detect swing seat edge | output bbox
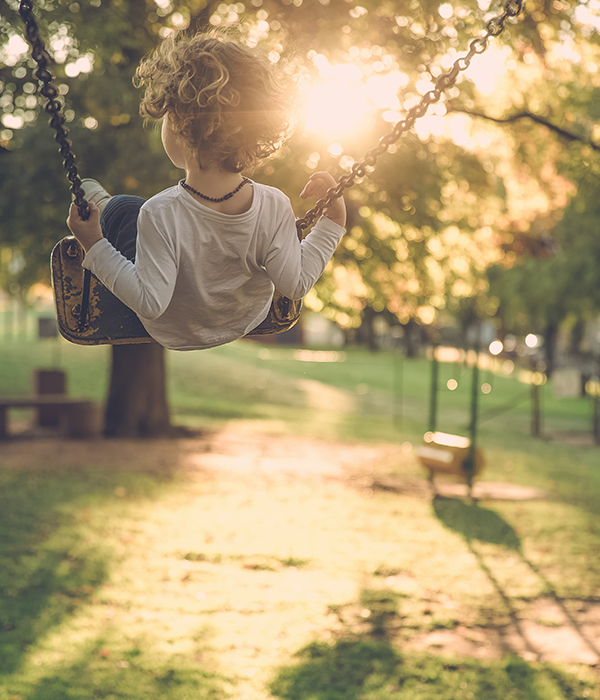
[51,237,153,345]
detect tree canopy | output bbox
[1,0,600,346]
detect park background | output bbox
[2,0,600,698]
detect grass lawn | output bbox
[0,337,599,699]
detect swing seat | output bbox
[51,237,302,346]
[415,431,484,479]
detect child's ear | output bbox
[222,153,243,173]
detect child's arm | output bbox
[67,203,177,320]
[263,176,346,300]
[300,171,346,228]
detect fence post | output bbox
[531,383,540,437]
[393,346,404,429]
[593,392,599,446]
[428,344,439,433]
[593,364,600,446]
[531,371,542,438]
[463,345,479,496]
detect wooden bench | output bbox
[0,395,102,439]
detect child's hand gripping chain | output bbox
[300,172,346,229]
[67,202,103,253]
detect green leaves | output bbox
[1,0,599,343]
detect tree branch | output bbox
[447,102,600,151]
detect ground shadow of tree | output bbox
[0,463,175,678]
[269,638,596,700]
[3,631,229,700]
[268,497,597,699]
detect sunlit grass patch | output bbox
[1,338,600,699]
[0,462,233,700]
[2,438,600,699]
[2,338,598,463]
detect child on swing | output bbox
[67,31,346,351]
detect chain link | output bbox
[296,0,524,231]
[18,0,90,220]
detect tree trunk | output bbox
[361,306,378,352]
[104,343,172,438]
[569,319,586,357]
[402,319,418,357]
[543,322,558,378]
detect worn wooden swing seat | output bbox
[51,237,302,345]
[416,431,484,479]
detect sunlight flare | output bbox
[303,57,409,140]
[301,48,511,150]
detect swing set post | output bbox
[531,382,542,437]
[593,391,599,446]
[428,344,439,434]
[529,357,544,438]
[593,360,600,446]
[463,345,480,499]
[392,328,404,429]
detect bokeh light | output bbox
[489,340,504,356]
[525,333,539,348]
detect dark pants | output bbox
[100,195,145,262]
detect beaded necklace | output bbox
[180,177,252,203]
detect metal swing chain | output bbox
[18,0,522,229]
[295,0,524,232]
[18,0,90,221]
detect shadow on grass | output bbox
[431,496,545,659]
[269,638,597,700]
[0,463,176,678]
[431,496,521,550]
[3,632,229,700]
[432,496,600,665]
[269,498,600,699]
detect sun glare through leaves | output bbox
[300,44,514,157]
[302,57,410,143]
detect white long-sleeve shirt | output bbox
[82,181,345,350]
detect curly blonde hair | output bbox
[134,31,294,173]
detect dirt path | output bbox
[3,429,599,698]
